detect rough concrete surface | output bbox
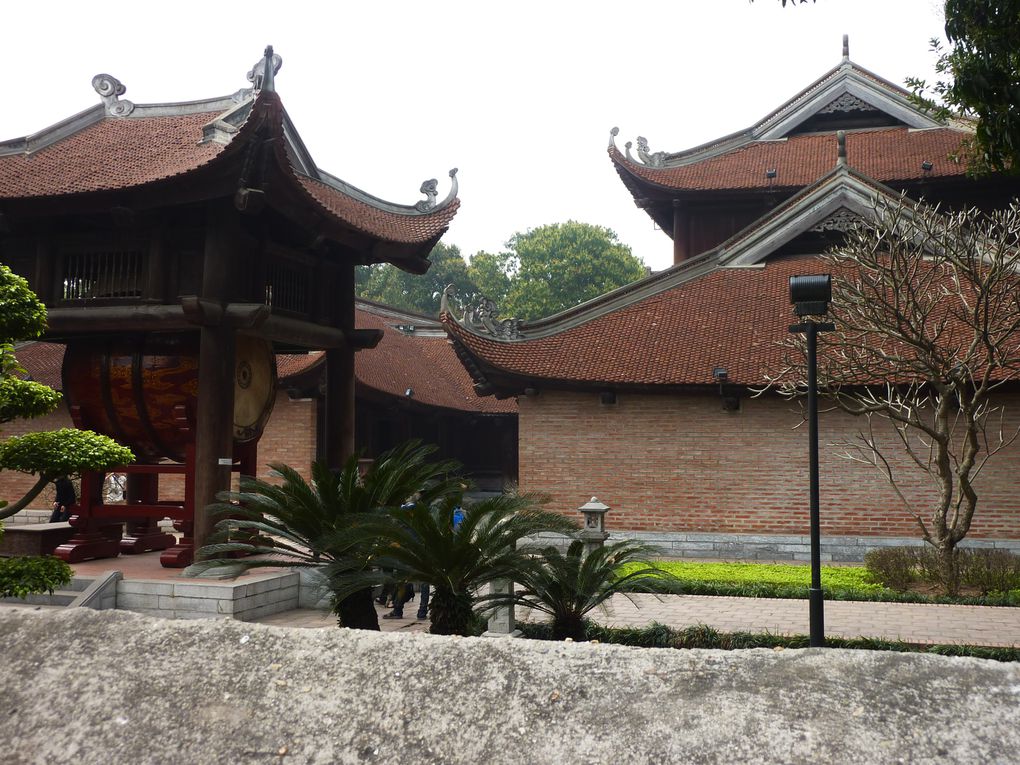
[2,610,1018,765]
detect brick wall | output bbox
[518,390,1020,541]
[0,393,317,510]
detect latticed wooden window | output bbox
[62,250,143,300]
[264,261,308,314]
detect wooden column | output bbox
[672,200,690,265]
[323,263,356,469]
[192,206,241,553]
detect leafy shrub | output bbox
[863,547,918,591]
[916,546,961,594]
[0,428,134,475]
[0,556,73,599]
[960,549,1020,595]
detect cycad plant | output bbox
[191,441,463,630]
[510,539,676,641]
[332,493,578,636]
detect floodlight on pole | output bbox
[789,274,835,648]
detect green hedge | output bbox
[518,621,1020,663]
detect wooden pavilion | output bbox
[0,47,460,562]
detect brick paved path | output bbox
[255,593,1020,648]
[590,593,1020,647]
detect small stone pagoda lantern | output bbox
[578,497,610,553]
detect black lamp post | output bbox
[789,274,834,648]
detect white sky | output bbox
[4,0,947,272]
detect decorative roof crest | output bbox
[416,168,458,212]
[609,126,620,149]
[247,46,282,92]
[92,74,134,117]
[836,130,847,166]
[842,34,850,63]
[444,286,522,340]
[635,136,666,168]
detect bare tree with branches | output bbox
[770,200,1020,593]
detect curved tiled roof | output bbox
[611,127,968,194]
[445,256,833,388]
[0,73,460,253]
[298,176,460,245]
[352,309,512,413]
[0,111,227,199]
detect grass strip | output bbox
[622,561,1020,607]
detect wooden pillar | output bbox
[193,323,236,551]
[672,200,690,265]
[323,263,357,469]
[192,205,241,552]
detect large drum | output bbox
[62,332,277,463]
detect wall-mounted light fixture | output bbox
[765,168,777,180]
[921,160,933,172]
[404,387,414,398]
[712,367,740,411]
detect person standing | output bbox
[49,476,76,522]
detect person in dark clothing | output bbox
[49,476,76,522]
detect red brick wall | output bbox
[518,391,1020,540]
[0,393,317,510]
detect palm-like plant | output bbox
[330,493,578,636]
[509,539,676,641]
[190,440,463,630]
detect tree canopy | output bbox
[908,0,1020,174]
[356,222,646,321]
[494,221,646,321]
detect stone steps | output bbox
[0,576,94,607]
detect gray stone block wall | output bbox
[529,530,1020,562]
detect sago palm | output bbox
[510,539,675,641]
[190,440,463,630]
[328,492,578,636]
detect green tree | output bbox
[907,1,1020,174]
[357,242,476,316]
[0,265,133,520]
[0,264,133,599]
[466,250,511,309]
[497,221,646,321]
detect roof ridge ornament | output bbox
[636,136,666,168]
[842,34,849,63]
[416,168,459,212]
[836,130,847,166]
[92,74,134,117]
[609,126,620,150]
[247,46,282,93]
[458,292,522,340]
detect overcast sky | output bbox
[4,1,947,272]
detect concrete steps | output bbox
[1,576,94,607]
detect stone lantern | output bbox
[578,497,610,553]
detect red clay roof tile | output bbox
[612,127,968,193]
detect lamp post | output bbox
[788,274,834,648]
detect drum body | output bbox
[62,333,277,463]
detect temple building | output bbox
[443,37,1020,560]
[0,48,472,562]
